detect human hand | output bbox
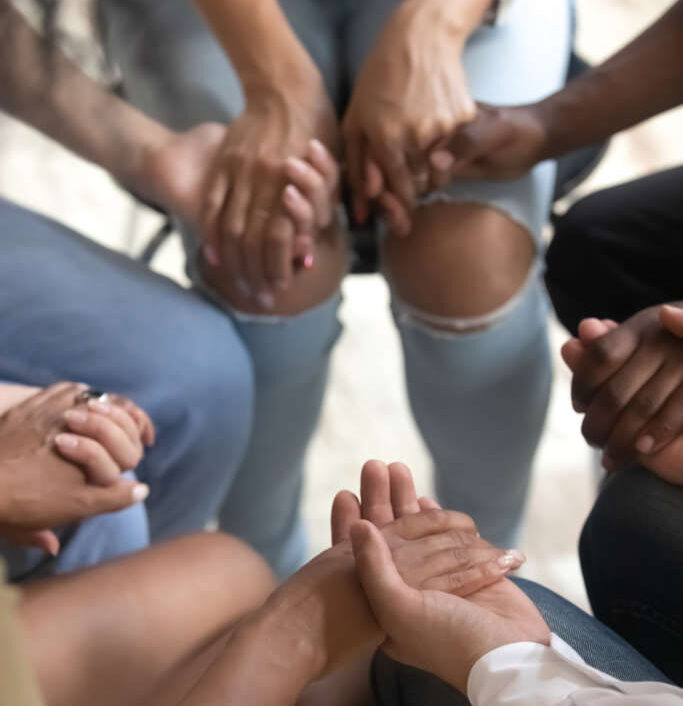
[343,0,477,235]
[351,520,549,694]
[427,102,549,184]
[561,305,683,483]
[259,460,524,679]
[193,82,338,308]
[0,383,152,554]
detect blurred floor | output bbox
[1,0,682,610]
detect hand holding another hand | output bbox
[562,304,683,484]
[0,383,154,555]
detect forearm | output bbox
[192,0,321,97]
[0,2,171,197]
[535,0,683,158]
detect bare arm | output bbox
[192,0,322,97]
[437,0,683,181]
[536,0,683,158]
[0,1,171,202]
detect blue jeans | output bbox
[98,0,571,575]
[371,578,672,705]
[0,198,253,581]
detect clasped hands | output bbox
[0,382,154,556]
[562,304,683,484]
[233,460,548,699]
[141,0,483,311]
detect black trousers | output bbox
[545,166,683,335]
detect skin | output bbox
[0,382,152,555]
[562,306,683,485]
[13,460,523,706]
[351,519,549,695]
[0,1,322,309]
[427,0,683,182]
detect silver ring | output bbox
[77,388,109,403]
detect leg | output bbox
[371,576,672,706]
[580,466,683,685]
[19,533,276,706]
[346,0,571,547]
[0,198,253,578]
[97,0,350,576]
[0,563,43,706]
[546,166,683,335]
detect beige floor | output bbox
[1,0,682,611]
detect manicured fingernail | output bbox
[87,399,112,414]
[498,549,526,569]
[430,150,454,171]
[286,157,308,176]
[235,278,251,297]
[65,409,88,424]
[309,138,326,159]
[55,433,79,449]
[258,291,275,310]
[203,243,219,266]
[284,184,302,203]
[636,435,655,454]
[303,253,314,269]
[132,484,150,503]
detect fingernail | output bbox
[636,435,655,454]
[55,433,79,449]
[235,279,251,297]
[430,150,454,171]
[203,243,219,267]
[303,253,314,270]
[309,138,326,158]
[257,291,275,310]
[498,549,526,569]
[65,409,88,424]
[284,184,301,203]
[132,484,150,503]
[286,157,308,175]
[87,399,112,414]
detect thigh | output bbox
[0,197,242,397]
[19,533,275,706]
[547,167,683,335]
[97,0,344,130]
[580,466,683,685]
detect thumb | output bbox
[660,304,683,338]
[561,337,585,372]
[577,317,611,345]
[79,481,149,518]
[350,520,414,627]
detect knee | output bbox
[384,202,536,332]
[580,466,683,576]
[200,222,349,318]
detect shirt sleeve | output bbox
[467,633,683,705]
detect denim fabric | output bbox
[370,577,672,706]
[98,0,570,570]
[0,198,253,581]
[580,466,683,685]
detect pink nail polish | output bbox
[203,244,219,267]
[55,433,78,449]
[636,435,655,454]
[303,253,314,270]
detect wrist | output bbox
[126,122,178,208]
[399,0,491,45]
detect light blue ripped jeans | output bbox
[98,0,571,576]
